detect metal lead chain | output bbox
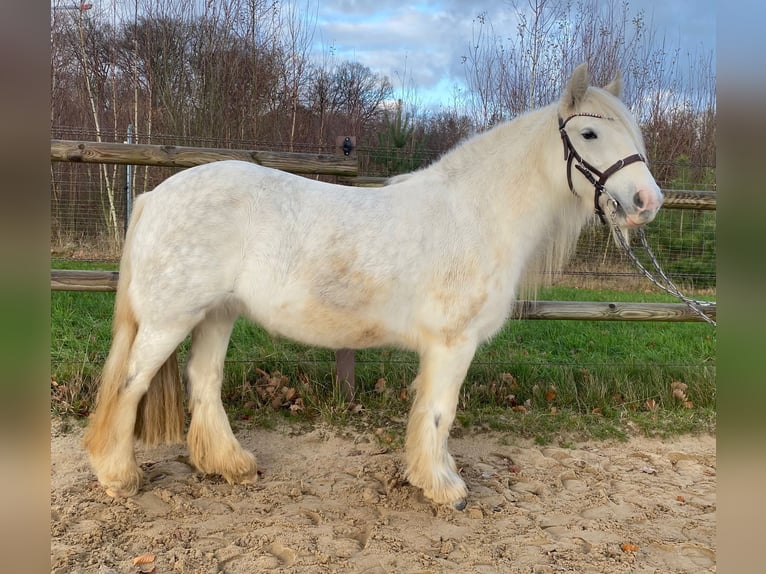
[608,217,716,326]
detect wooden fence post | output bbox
[334,135,358,401]
[335,349,356,401]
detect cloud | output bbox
[312,1,512,105]
[309,0,715,107]
[317,4,466,83]
[629,0,715,53]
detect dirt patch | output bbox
[51,420,715,573]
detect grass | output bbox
[51,260,716,442]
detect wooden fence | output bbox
[50,140,717,397]
[51,139,357,176]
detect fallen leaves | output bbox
[132,553,156,565]
[374,427,394,444]
[671,380,688,400]
[132,553,156,573]
[501,373,520,389]
[249,369,304,414]
[468,373,525,409]
[369,376,409,402]
[51,378,88,417]
[232,370,699,423]
[671,380,694,408]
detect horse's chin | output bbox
[599,194,649,232]
[598,196,625,227]
[599,199,632,245]
[610,223,631,247]
[601,193,660,229]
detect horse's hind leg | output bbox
[89,322,193,497]
[405,341,477,508]
[186,306,258,484]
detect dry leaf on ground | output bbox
[132,553,156,565]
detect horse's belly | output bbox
[249,301,406,350]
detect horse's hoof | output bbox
[105,485,137,498]
[452,498,467,511]
[99,472,142,498]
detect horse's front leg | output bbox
[405,340,477,509]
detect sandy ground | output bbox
[51,419,715,574]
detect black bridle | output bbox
[558,113,646,224]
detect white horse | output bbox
[84,63,662,509]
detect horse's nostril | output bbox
[633,191,645,209]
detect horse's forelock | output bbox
[586,87,646,155]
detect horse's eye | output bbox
[581,129,598,140]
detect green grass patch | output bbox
[51,266,716,439]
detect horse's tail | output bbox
[84,196,184,456]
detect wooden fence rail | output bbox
[50,270,715,323]
[50,140,715,209]
[51,139,358,176]
[338,176,716,210]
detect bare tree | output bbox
[306,43,336,151]
[243,0,282,142]
[74,4,121,245]
[462,11,506,128]
[331,61,393,135]
[460,0,716,183]
[276,0,318,150]
[50,0,713,188]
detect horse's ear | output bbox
[560,62,590,113]
[604,69,622,98]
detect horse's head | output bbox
[557,63,663,230]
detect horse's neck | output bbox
[442,107,560,194]
[438,106,589,282]
[442,107,569,224]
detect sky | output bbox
[56,0,717,107]
[308,0,716,108]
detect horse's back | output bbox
[126,161,274,319]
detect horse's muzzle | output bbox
[625,186,663,227]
